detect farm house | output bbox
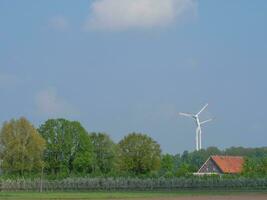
[195,156,244,175]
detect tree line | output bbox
[0,117,266,179]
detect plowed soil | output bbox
[137,194,267,200]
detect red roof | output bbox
[211,156,244,173]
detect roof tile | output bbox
[211,156,244,173]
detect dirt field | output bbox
[139,194,267,200]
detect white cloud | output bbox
[48,16,69,31]
[35,88,77,117]
[0,73,18,88]
[85,0,197,31]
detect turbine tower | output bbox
[179,104,213,151]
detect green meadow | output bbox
[1,190,267,200]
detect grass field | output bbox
[0,190,267,200]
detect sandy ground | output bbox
[137,194,267,200]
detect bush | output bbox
[0,177,267,192]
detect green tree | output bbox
[205,146,221,156]
[161,154,174,172]
[242,157,267,177]
[178,147,223,174]
[188,147,222,170]
[224,146,267,158]
[175,163,191,177]
[38,119,94,176]
[117,133,161,175]
[90,132,116,174]
[160,154,175,177]
[0,117,45,175]
[173,154,182,171]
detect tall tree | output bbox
[160,154,175,177]
[0,117,45,175]
[117,133,161,174]
[38,119,94,175]
[90,132,116,174]
[161,154,174,172]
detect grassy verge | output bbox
[0,190,267,200]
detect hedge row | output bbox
[1,177,267,192]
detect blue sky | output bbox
[1,0,267,153]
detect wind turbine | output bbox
[179,104,213,151]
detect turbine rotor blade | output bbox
[200,118,213,125]
[196,103,209,116]
[179,112,194,118]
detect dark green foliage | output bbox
[117,133,161,175]
[175,163,191,177]
[90,132,116,174]
[224,146,267,158]
[177,147,222,173]
[160,154,175,177]
[243,157,267,177]
[38,119,94,176]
